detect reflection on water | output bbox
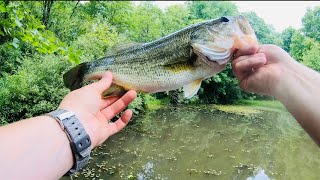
[247,168,269,180]
[138,162,155,180]
[65,105,320,180]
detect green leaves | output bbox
[302,40,320,71]
[0,1,80,63]
[302,6,320,41]
[11,38,19,48]
[0,1,7,13]
[0,55,70,123]
[67,47,82,64]
[243,12,282,46]
[188,1,238,20]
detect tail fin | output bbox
[63,62,88,90]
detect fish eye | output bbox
[221,17,229,22]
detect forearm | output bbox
[274,61,320,145]
[0,116,73,179]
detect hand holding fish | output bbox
[64,16,258,99]
[232,44,294,97]
[232,44,320,146]
[59,71,137,148]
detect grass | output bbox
[213,104,261,115]
[235,99,285,110]
[213,100,286,115]
[144,94,166,110]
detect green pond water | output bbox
[65,105,320,180]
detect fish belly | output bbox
[110,61,219,93]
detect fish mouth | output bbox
[203,53,231,66]
[192,43,232,66]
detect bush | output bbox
[72,18,122,62]
[127,93,144,115]
[0,41,36,77]
[302,41,320,72]
[199,65,244,104]
[0,55,71,124]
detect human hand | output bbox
[232,44,295,97]
[58,71,137,148]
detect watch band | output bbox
[47,109,91,176]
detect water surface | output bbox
[66,105,320,180]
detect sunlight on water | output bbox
[65,105,320,180]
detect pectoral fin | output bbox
[183,79,203,99]
[102,84,127,98]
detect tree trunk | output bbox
[69,0,80,19]
[41,0,54,28]
[0,0,10,44]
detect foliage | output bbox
[243,12,282,46]
[1,1,319,126]
[142,94,163,110]
[0,43,23,76]
[301,41,320,72]
[290,31,316,61]
[302,6,320,41]
[127,2,163,42]
[161,4,190,36]
[187,1,238,20]
[81,1,134,33]
[48,1,90,43]
[199,65,244,104]
[0,1,82,64]
[0,55,70,123]
[72,18,121,62]
[280,27,296,53]
[235,100,285,110]
[0,1,64,54]
[127,93,144,115]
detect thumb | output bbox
[91,71,113,93]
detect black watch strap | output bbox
[47,109,91,176]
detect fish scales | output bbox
[63,16,258,98]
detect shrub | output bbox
[72,18,122,62]
[0,55,71,124]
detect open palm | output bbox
[59,72,137,148]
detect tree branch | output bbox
[70,0,80,19]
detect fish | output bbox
[63,15,258,99]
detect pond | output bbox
[64,105,320,180]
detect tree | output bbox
[243,12,282,46]
[161,4,190,36]
[302,41,320,72]
[302,6,320,41]
[281,27,296,53]
[81,1,134,33]
[187,1,238,20]
[289,31,316,62]
[127,2,163,42]
[41,0,54,28]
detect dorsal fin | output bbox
[106,42,144,56]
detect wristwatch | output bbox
[47,109,91,176]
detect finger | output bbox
[232,53,266,70]
[90,71,113,93]
[234,45,259,59]
[107,109,133,136]
[101,90,137,120]
[232,53,266,80]
[100,96,119,110]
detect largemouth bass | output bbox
[64,15,258,98]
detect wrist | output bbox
[272,60,311,103]
[39,116,74,175]
[46,109,92,175]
